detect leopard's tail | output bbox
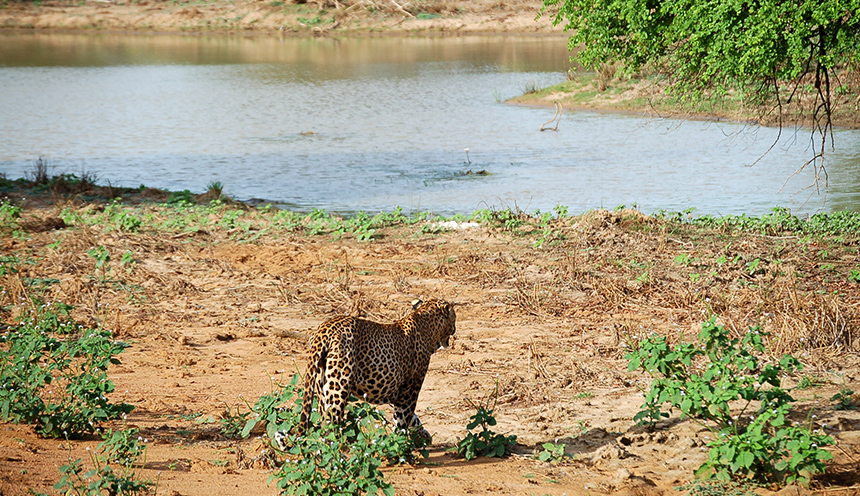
[299,342,328,433]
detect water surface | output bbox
[1,32,858,216]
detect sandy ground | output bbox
[0,0,562,35]
[1,187,860,495]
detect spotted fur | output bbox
[275,299,455,448]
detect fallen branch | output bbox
[540,102,563,131]
[389,0,415,18]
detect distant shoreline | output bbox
[0,0,562,36]
[509,76,860,130]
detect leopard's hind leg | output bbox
[321,325,355,425]
[274,335,328,450]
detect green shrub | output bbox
[54,426,152,495]
[0,301,133,438]
[0,198,23,237]
[455,388,517,461]
[167,189,195,204]
[625,316,833,486]
[103,200,142,232]
[830,388,855,411]
[271,402,428,495]
[235,373,305,440]
[225,374,427,495]
[260,376,428,496]
[661,206,860,237]
[536,441,571,463]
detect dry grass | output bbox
[2,192,858,372]
[25,156,51,185]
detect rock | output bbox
[592,443,631,461]
[612,467,632,485]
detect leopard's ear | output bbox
[411,299,423,310]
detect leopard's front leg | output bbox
[393,373,432,442]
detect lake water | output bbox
[1,32,859,216]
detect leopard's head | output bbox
[412,299,456,350]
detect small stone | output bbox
[612,467,632,484]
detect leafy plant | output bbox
[119,251,135,272]
[455,387,517,461]
[542,0,858,166]
[0,198,23,235]
[103,200,142,232]
[87,246,110,269]
[98,426,148,467]
[830,388,855,411]
[625,317,833,485]
[796,375,824,391]
[0,255,21,276]
[0,301,133,438]
[219,209,245,230]
[218,403,253,439]
[745,258,762,275]
[297,15,324,26]
[266,381,429,496]
[230,372,429,496]
[87,246,112,283]
[54,426,152,495]
[536,441,570,463]
[675,208,860,237]
[167,189,194,204]
[237,373,305,440]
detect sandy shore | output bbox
[0,0,563,35]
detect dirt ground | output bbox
[3,2,860,494]
[0,0,561,35]
[1,186,860,495]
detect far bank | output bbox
[510,72,860,130]
[0,0,561,35]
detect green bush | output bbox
[455,389,517,461]
[167,189,195,204]
[830,388,856,411]
[103,200,142,233]
[236,373,305,440]
[660,207,860,237]
[536,441,570,463]
[262,383,427,495]
[625,316,833,485]
[270,400,428,496]
[225,374,427,495]
[0,198,23,237]
[0,301,133,438]
[54,426,152,495]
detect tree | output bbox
[542,0,859,187]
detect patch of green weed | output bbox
[0,301,133,438]
[626,317,833,485]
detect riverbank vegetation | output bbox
[3,171,860,494]
[537,0,860,181]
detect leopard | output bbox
[274,299,456,449]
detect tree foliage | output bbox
[542,0,859,175]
